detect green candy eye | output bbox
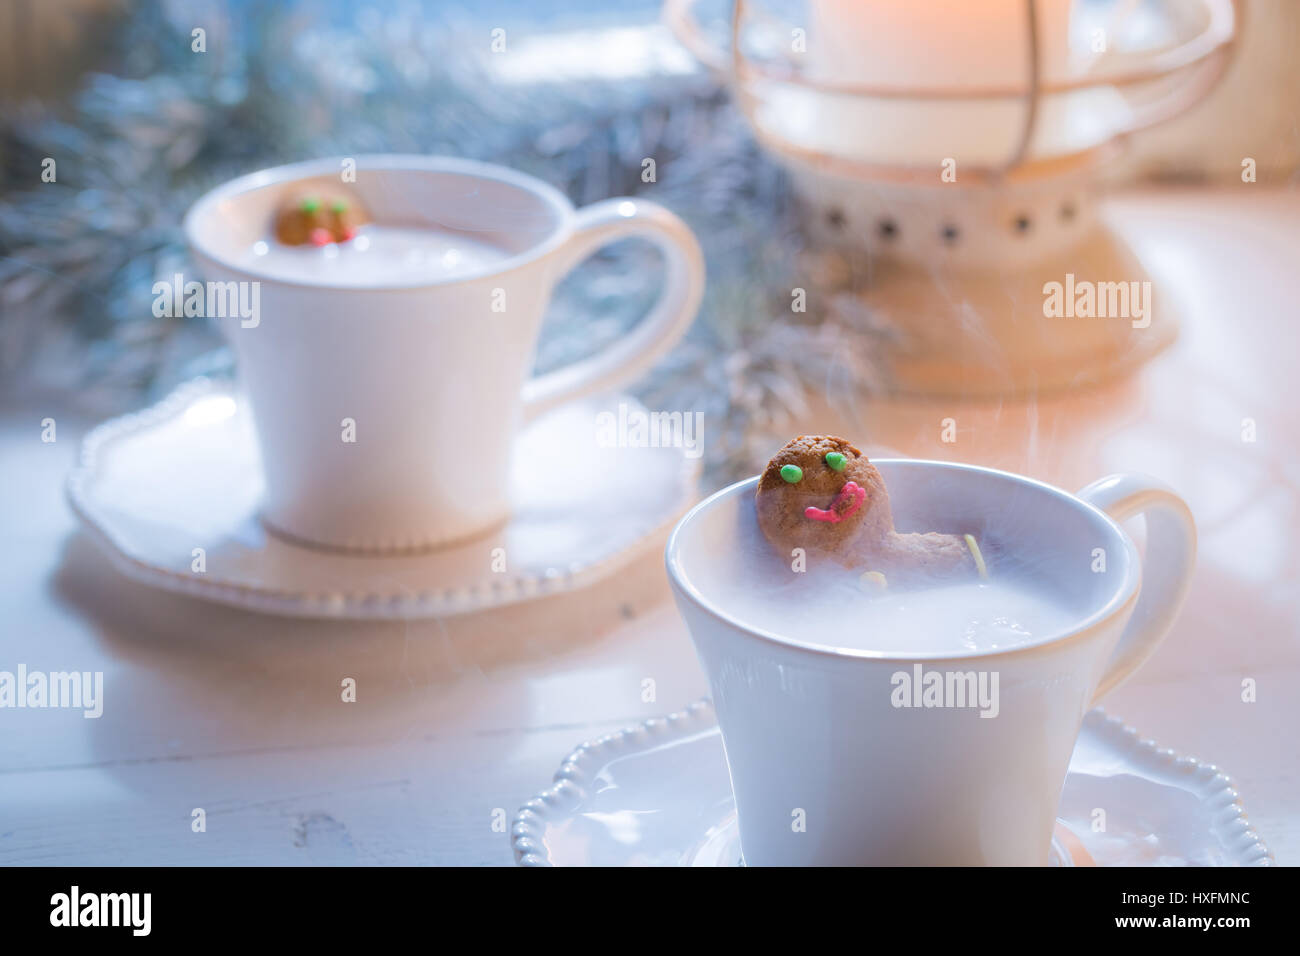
[300,197,321,213]
[330,199,348,214]
[780,464,803,484]
[825,451,847,472]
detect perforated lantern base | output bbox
[787,150,1175,398]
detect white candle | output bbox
[746,0,1129,169]
[808,0,1078,90]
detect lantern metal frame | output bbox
[666,0,1240,185]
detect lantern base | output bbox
[856,225,1177,400]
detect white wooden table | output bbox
[1,189,1296,865]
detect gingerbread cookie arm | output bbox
[871,531,979,586]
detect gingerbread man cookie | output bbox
[755,435,986,587]
[273,188,370,246]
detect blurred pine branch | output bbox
[0,0,893,482]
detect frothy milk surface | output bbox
[710,508,1081,655]
[244,225,510,284]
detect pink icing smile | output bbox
[804,481,866,524]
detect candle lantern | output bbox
[666,0,1239,397]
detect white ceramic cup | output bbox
[184,155,705,551]
[666,461,1196,866]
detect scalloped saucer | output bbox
[512,700,1273,867]
[67,378,699,619]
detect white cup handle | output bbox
[520,198,705,423]
[1077,474,1197,702]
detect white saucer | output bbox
[512,699,1273,867]
[67,378,699,620]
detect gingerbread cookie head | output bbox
[755,435,893,567]
[274,188,370,246]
